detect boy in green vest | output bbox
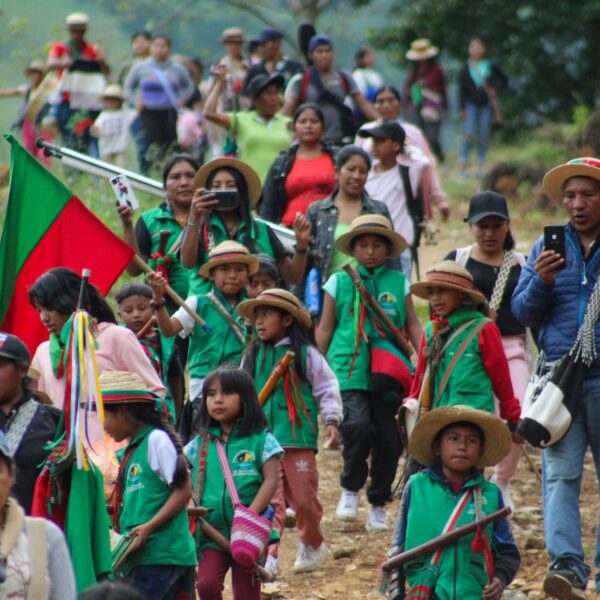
[317,215,422,531]
[387,405,520,599]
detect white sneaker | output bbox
[335,489,359,521]
[264,554,279,579]
[366,505,388,531]
[498,484,515,512]
[293,542,328,573]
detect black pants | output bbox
[139,107,178,173]
[340,389,403,506]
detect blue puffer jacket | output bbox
[512,223,600,375]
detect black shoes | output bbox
[543,561,587,599]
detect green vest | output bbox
[190,425,270,551]
[187,288,247,380]
[188,215,276,296]
[140,204,193,309]
[118,427,196,569]
[426,308,493,412]
[253,343,318,449]
[404,471,500,599]
[326,265,407,391]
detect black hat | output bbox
[256,28,283,44]
[464,191,510,223]
[358,121,406,145]
[245,74,284,98]
[0,332,31,366]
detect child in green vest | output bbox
[405,260,521,434]
[100,370,196,599]
[238,288,342,576]
[184,366,283,600]
[317,214,422,532]
[386,405,520,599]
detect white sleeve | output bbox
[172,295,199,337]
[147,429,178,485]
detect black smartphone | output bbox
[544,225,566,261]
[210,190,239,209]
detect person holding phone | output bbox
[512,158,600,599]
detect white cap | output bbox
[66,12,89,27]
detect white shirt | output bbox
[147,429,178,485]
[93,108,136,156]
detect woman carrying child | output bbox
[184,367,282,600]
[238,289,342,576]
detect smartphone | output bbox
[544,225,566,261]
[210,190,239,209]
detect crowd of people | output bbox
[1,10,599,600]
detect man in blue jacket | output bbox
[512,157,600,599]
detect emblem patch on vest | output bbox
[126,463,144,492]
[232,450,257,477]
[378,291,397,315]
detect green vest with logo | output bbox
[253,343,318,449]
[117,426,196,570]
[326,265,407,391]
[404,471,500,599]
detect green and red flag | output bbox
[0,134,134,353]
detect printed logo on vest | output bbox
[126,463,144,492]
[232,450,258,477]
[377,291,397,316]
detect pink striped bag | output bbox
[216,440,272,566]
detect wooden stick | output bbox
[420,320,439,414]
[258,351,295,406]
[521,444,542,485]
[106,504,208,518]
[133,255,209,330]
[136,316,157,339]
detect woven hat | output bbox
[193,158,262,208]
[408,405,512,468]
[99,371,157,404]
[24,60,46,76]
[221,27,245,43]
[237,288,312,330]
[411,260,486,305]
[543,157,600,204]
[66,12,89,27]
[100,84,125,102]
[27,367,53,405]
[336,214,408,258]
[406,38,439,61]
[198,240,259,279]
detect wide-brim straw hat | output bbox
[543,157,600,204]
[100,84,125,102]
[411,260,486,305]
[24,60,46,76]
[100,371,157,404]
[237,288,312,330]
[221,27,245,43]
[198,240,259,279]
[193,158,262,208]
[27,367,53,405]
[336,214,408,258]
[406,38,439,61]
[408,405,512,468]
[66,12,89,27]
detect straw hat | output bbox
[406,38,439,61]
[100,84,125,102]
[542,157,600,204]
[408,405,512,468]
[65,12,89,27]
[221,27,245,43]
[24,60,46,76]
[198,240,259,279]
[99,371,157,404]
[336,214,408,258]
[193,158,262,208]
[411,260,486,305]
[27,367,53,405]
[237,288,312,330]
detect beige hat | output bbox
[27,367,53,405]
[198,240,259,279]
[411,260,486,305]
[408,405,512,468]
[193,158,262,208]
[66,12,89,27]
[543,157,600,204]
[336,214,408,258]
[99,371,156,404]
[24,60,46,76]
[237,288,312,330]
[221,27,245,43]
[100,84,124,102]
[406,38,439,61]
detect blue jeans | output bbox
[542,375,600,589]
[128,564,189,599]
[459,101,491,166]
[400,248,413,280]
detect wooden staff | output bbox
[133,254,209,330]
[419,319,439,414]
[107,505,208,518]
[342,265,413,358]
[258,351,295,406]
[137,316,157,339]
[381,506,511,572]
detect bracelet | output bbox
[150,300,164,311]
[294,244,308,255]
[325,419,340,430]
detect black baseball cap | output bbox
[245,73,284,98]
[257,28,283,45]
[464,191,510,223]
[0,332,31,366]
[358,121,406,145]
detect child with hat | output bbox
[317,215,422,531]
[387,406,520,599]
[405,261,521,431]
[100,371,196,598]
[238,289,342,576]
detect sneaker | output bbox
[264,555,279,579]
[285,506,297,528]
[498,484,515,512]
[293,542,328,573]
[335,489,359,521]
[366,505,388,531]
[543,562,587,599]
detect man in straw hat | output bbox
[387,406,520,599]
[512,157,600,598]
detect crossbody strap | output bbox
[206,291,246,345]
[489,250,514,311]
[191,434,209,506]
[216,439,240,505]
[430,489,473,565]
